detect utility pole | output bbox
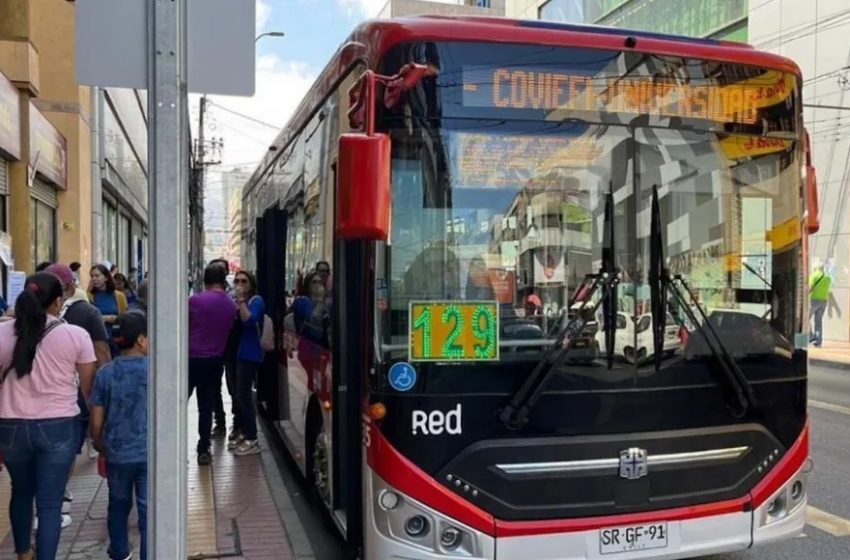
[147,0,188,557]
[192,94,222,289]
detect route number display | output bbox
[409,301,500,362]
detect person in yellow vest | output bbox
[809,264,832,348]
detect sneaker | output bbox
[233,439,261,456]
[62,490,73,514]
[211,424,227,438]
[35,515,72,531]
[227,427,242,441]
[227,434,245,451]
[197,451,212,466]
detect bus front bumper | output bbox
[363,464,807,560]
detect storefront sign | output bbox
[29,103,67,189]
[0,71,20,160]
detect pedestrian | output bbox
[113,273,138,308]
[88,264,128,352]
[69,262,82,287]
[0,272,97,560]
[35,262,52,273]
[130,280,148,314]
[291,271,329,375]
[45,263,112,524]
[48,264,112,368]
[90,311,148,560]
[208,259,239,439]
[188,264,238,465]
[229,270,265,456]
[809,263,832,347]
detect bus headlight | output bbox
[440,525,463,550]
[371,473,485,557]
[405,515,430,538]
[759,473,807,527]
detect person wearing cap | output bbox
[90,311,148,560]
[47,264,111,369]
[44,263,112,529]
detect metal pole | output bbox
[197,95,207,288]
[147,0,188,558]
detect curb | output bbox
[810,358,850,371]
[257,422,317,560]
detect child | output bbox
[90,311,148,560]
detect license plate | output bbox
[599,522,668,555]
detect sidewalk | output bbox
[809,340,850,369]
[0,394,297,560]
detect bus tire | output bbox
[306,401,331,507]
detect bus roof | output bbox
[244,16,802,194]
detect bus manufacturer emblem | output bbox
[619,448,648,480]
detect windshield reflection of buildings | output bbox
[493,177,593,317]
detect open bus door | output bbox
[255,207,287,421]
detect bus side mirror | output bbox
[805,165,819,234]
[337,133,391,240]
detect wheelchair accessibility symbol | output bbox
[389,362,417,392]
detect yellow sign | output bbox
[464,67,796,126]
[719,134,793,160]
[409,301,500,362]
[765,217,801,251]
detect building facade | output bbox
[0,0,149,299]
[205,167,249,265]
[97,87,149,279]
[748,0,850,342]
[379,0,505,18]
[507,0,748,41]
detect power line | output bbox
[209,102,283,130]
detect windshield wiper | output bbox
[741,261,776,321]
[648,185,757,417]
[499,192,619,430]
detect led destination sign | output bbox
[462,67,795,125]
[409,301,500,362]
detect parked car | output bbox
[596,311,680,363]
[684,309,782,360]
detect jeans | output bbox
[188,357,224,453]
[214,357,239,429]
[106,462,147,560]
[236,361,260,440]
[811,299,828,346]
[0,417,80,558]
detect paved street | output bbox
[281,363,850,560]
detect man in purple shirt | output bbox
[188,264,238,465]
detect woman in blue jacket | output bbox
[228,270,265,456]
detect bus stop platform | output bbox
[0,395,303,560]
[810,340,850,369]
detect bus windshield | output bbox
[375,42,802,371]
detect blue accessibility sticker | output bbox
[388,362,417,392]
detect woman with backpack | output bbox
[228,270,265,457]
[0,273,97,560]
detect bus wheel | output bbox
[310,429,331,507]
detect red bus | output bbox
[243,16,818,560]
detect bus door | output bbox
[331,235,369,552]
[255,207,287,421]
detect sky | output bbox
[195,0,388,173]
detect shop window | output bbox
[31,199,56,266]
